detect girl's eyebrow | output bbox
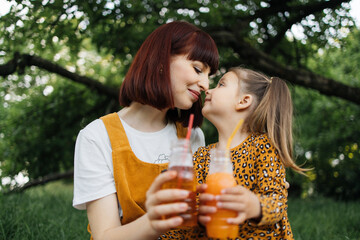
[219,77,227,83]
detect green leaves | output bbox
[0,0,359,199]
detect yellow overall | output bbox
[87,112,188,239]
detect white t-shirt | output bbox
[72,115,205,210]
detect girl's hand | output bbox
[145,171,190,233]
[217,185,261,225]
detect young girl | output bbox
[194,67,306,239]
[72,21,219,240]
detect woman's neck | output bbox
[118,102,168,132]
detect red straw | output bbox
[177,114,194,189]
[186,114,194,140]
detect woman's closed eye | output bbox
[194,66,202,74]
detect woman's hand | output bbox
[197,184,216,226]
[145,170,190,233]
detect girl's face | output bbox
[202,71,240,119]
[170,54,211,110]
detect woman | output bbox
[73,21,219,239]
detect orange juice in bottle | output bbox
[161,139,197,227]
[205,148,238,238]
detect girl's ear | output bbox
[236,94,253,111]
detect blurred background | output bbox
[0,0,359,239]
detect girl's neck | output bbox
[215,120,250,150]
[118,102,168,132]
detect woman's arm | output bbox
[87,171,190,240]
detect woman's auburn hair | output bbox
[119,21,219,127]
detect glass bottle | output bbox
[205,148,238,238]
[161,139,197,227]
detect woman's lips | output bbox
[188,89,200,101]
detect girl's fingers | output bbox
[221,185,246,194]
[285,181,290,189]
[147,202,188,220]
[216,194,244,203]
[217,202,246,211]
[227,213,247,225]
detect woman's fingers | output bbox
[146,188,189,211]
[147,202,188,220]
[146,171,177,197]
[198,205,217,215]
[196,184,207,193]
[198,215,211,226]
[199,193,215,202]
[150,216,183,232]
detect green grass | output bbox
[0,181,88,240]
[288,197,360,240]
[0,181,359,240]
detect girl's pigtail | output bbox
[231,67,308,174]
[261,77,307,174]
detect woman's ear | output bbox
[236,94,253,111]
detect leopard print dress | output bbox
[159,133,294,240]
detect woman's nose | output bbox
[198,76,209,92]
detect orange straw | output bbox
[225,119,244,158]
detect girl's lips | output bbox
[188,89,200,101]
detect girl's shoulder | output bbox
[248,133,270,144]
[193,143,216,157]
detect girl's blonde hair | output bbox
[230,67,306,174]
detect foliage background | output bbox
[0,0,359,201]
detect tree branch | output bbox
[211,30,360,105]
[264,0,351,51]
[5,170,74,194]
[1,50,359,105]
[0,52,119,101]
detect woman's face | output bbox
[170,54,211,110]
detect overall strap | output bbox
[175,122,188,139]
[100,112,130,151]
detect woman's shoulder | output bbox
[190,127,206,152]
[77,118,109,143]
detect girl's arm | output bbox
[87,171,190,240]
[198,137,288,226]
